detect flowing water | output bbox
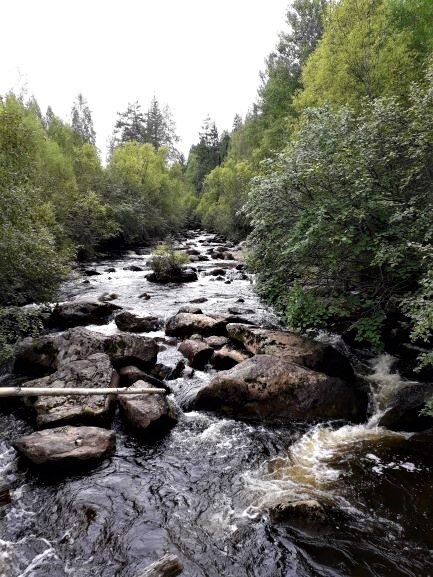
[0,231,432,577]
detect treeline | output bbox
[188,0,433,353]
[0,94,195,306]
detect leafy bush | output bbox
[149,243,189,278]
[247,68,433,348]
[0,307,44,365]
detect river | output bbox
[0,231,432,577]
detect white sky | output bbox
[1,0,289,159]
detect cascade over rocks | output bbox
[48,300,121,329]
[13,426,115,466]
[195,355,367,423]
[118,380,178,433]
[227,324,353,380]
[22,353,116,428]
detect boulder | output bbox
[177,306,203,314]
[48,300,121,329]
[211,345,251,370]
[228,307,255,316]
[139,292,151,300]
[115,311,161,333]
[118,381,177,433]
[104,333,159,369]
[207,268,226,276]
[83,269,100,276]
[377,383,433,432]
[15,328,159,377]
[190,297,208,304]
[119,365,151,386]
[178,340,214,369]
[195,355,367,423]
[204,336,230,349]
[165,313,226,338]
[23,353,116,428]
[123,265,143,271]
[14,333,60,376]
[13,426,115,465]
[105,267,116,273]
[136,553,183,577]
[151,361,185,381]
[146,270,198,284]
[226,324,353,380]
[186,248,200,256]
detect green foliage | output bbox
[422,397,433,417]
[111,97,180,161]
[197,159,252,241]
[188,0,328,239]
[107,142,190,244]
[297,0,433,110]
[247,68,433,347]
[284,283,329,331]
[0,90,190,308]
[186,117,225,194]
[0,307,44,365]
[0,95,70,305]
[149,242,189,278]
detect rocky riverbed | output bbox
[0,231,432,577]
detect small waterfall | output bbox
[245,353,417,513]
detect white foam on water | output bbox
[243,352,418,519]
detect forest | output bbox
[1,0,432,371]
[2,2,433,576]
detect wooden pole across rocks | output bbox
[0,387,166,397]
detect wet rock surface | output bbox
[178,339,214,369]
[48,300,121,328]
[378,383,433,432]
[15,327,159,375]
[165,312,227,337]
[115,311,161,333]
[195,354,367,423]
[227,323,354,379]
[22,353,115,428]
[118,381,177,433]
[13,426,115,465]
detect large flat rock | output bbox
[23,353,116,428]
[195,355,367,423]
[13,426,115,465]
[226,324,353,380]
[15,327,158,376]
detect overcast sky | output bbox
[1,0,289,158]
